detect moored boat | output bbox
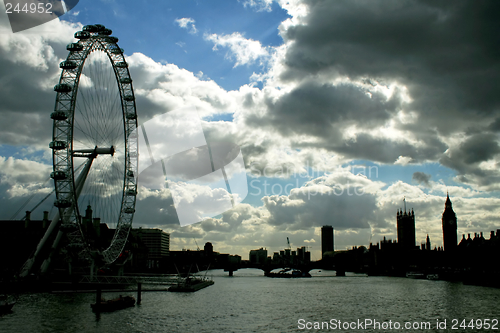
[169,276,214,292]
[265,269,311,278]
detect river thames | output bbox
[1,269,499,332]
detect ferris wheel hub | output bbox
[72,146,115,158]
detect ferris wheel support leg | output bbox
[39,231,64,274]
[39,157,95,276]
[19,210,61,278]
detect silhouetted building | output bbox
[249,248,267,264]
[379,236,398,252]
[397,200,416,250]
[0,211,50,277]
[204,242,213,256]
[296,246,311,264]
[130,228,170,269]
[321,225,334,259]
[271,246,311,266]
[442,193,457,251]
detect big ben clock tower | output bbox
[442,193,457,251]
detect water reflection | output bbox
[1,270,499,333]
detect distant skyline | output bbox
[1,0,499,260]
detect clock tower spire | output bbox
[442,192,457,251]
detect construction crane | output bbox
[193,238,200,251]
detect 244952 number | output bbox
[451,319,498,330]
[5,2,53,14]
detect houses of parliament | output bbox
[339,193,500,287]
[393,193,498,253]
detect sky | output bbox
[1,0,500,260]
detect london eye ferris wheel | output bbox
[22,24,139,276]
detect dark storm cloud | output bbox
[439,133,500,189]
[412,171,431,187]
[263,180,378,231]
[243,0,500,185]
[289,132,445,164]
[488,117,500,133]
[280,0,500,122]
[246,82,402,138]
[282,0,499,95]
[335,134,445,164]
[431,126,500,189]
[459,133,500,165]
[0,60,61,146]
[440,133,500,173]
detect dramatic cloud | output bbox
[0,18,80,148]
[237,0,500,190]
[204,32,270,67]
[126,52,235,121]
[1,1,500,259]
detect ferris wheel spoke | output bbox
[75,96,104,145]
[104,117,124,144]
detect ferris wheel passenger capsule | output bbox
[49,141,67,150]
[67,43,83,51]
[51,111,68,120]
[101,28,113,35]
[54,83,72,93]
[50,171,67,180]
[82,24,98,32]
[106,36,119,44]
[74,31,90,39]
[60,61,77,70]
[126,112,137,120]
[94,24,106,31]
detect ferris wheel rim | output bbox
[50,24,138,265]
